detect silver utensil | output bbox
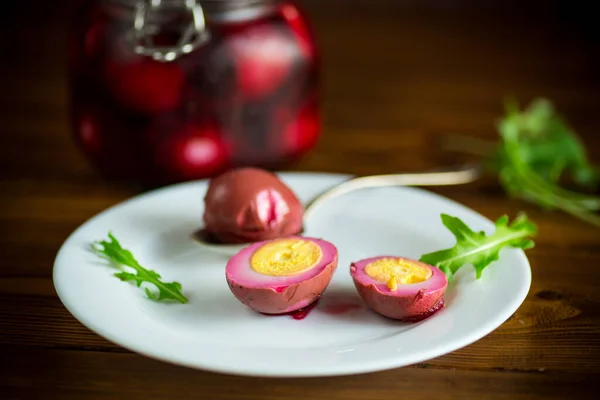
[192,163,483,256]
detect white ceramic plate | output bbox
[53,172,531,378]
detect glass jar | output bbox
[67,0,320,185]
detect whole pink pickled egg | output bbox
[278,1,317,61]
[226,24,296,100]
[105,59,184,113]
[350,256,448,322]
[279,95,320,157]
[203,167,304,244]
[151,121,232,181]
[226,236,338,314]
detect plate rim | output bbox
[52,171,532,377]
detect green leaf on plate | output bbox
[419,213,537,280]
[91,232,188,304]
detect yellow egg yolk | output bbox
[364,258,432,291]
[250,238,322,276]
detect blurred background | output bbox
[1,0,598,186]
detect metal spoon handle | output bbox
[302,163,483,222]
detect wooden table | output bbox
[1,1,599,398]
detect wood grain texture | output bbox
[1,345,597,400]
[1,0,599,398]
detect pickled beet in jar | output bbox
[68,0,321,185]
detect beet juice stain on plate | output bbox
[277,298,320,320]
[257,299,318,320]
[261,299,364,320]
[320,302,362,315]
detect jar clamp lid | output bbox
[117,0,278,62]
[125,0,209,62]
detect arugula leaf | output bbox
[490,98,600,188]
[91,232,188,304]
[496,104,600,228]
[419,213,537,280]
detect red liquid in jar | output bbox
[67,1,320,185]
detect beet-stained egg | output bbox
[350,256,448,322]
[226,236,338,314]
[203,167,304,244]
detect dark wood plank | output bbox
[0,345,596,400]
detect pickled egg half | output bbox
[350,256,448,322]
[226,236,338,314]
